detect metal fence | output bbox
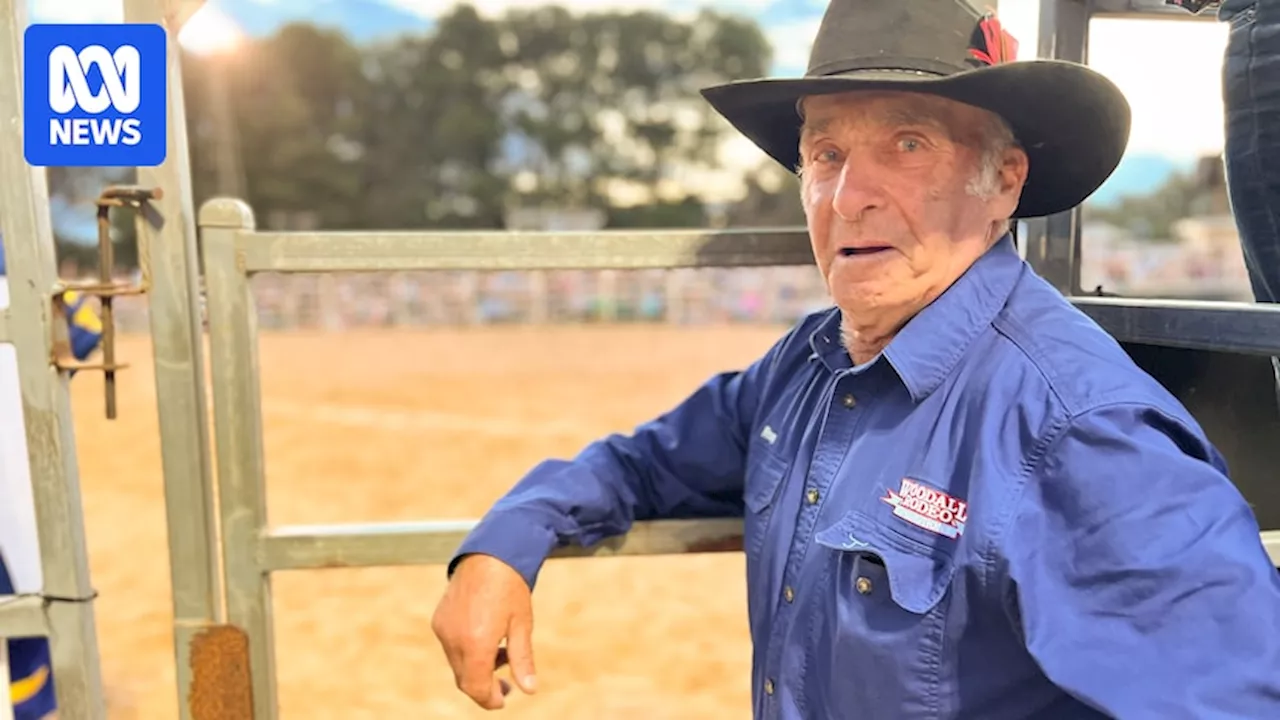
[99,266,830,333]
[196,199,818,716]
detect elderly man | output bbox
[433,0,1280,717]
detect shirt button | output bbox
[856,577,873,595]
[805,487,819,504]
[783,586,795,603]
[765,678,775,695]
[841,393,856,408]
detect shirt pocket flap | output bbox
[814,510,957,615]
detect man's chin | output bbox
[830,290,894,318]
[828,269,900,304]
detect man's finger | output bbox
[431,609,472,689]
[434,628,470,698]
[505,617,538,695]
[488,676,507,709]
[458,647,506,710]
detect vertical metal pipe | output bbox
[120,3,225,718]
[0,1,106,716]
[1026,0,1089,295]
[201,197,278,719]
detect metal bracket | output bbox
[51,185,164,419]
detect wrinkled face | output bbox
[797,90,1028,321]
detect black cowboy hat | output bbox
[698,0,1132,218]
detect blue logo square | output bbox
[23,23,168,167]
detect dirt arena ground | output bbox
[68,324,789,719]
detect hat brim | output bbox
[699,60,1131,219]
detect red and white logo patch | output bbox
[881,478,968,539]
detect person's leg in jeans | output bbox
[1220,0,1280,392]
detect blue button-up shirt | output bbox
[453,235,1280,718]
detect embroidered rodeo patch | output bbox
[881,478,968,539]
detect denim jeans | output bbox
[1222,0,1280,304]
[1220,0,1280,390]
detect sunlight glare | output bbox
[178,4,244,56]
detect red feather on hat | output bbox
[968,13,1019,66]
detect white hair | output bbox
[966,110,1018,238]
[965,110,1017,200]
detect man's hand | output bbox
[432,554,538,710]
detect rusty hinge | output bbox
[51,185,163,419]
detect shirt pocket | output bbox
[815,509,956,611]
[743,442,790,565]
[811,510,956,716]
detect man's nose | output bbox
[830,155,885,222]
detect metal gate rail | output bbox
[197,197,815,718]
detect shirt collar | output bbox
[808,233,1025,401]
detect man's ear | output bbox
[994,146,1030,216]
[1000,146,1029,197]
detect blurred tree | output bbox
[185,23,372,229]
[1083,160,1230,241]
[491,5,772,218]
[607,197,707,228]
[22,5,795,276]
[724,164,807,228]
[182,4,775,231]
[355,5,510,228]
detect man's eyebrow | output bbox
[800,116,835,140]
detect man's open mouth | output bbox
[839,246,891,257]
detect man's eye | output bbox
[899,138,922,152]
[816,149,841,163]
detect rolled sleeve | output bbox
[1001,402,1280,718]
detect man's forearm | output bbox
[447,369,762,589]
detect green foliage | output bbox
[180,4,778,233]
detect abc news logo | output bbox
[24,24,168,167]
[48,44,143,147]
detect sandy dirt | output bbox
[66,324,788,719]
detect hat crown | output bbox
[696,0,1129,219]
[806,0,1008,78]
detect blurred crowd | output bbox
[1078,215,1252,301]
[88,266,831,332]
[65,229,1253,335]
